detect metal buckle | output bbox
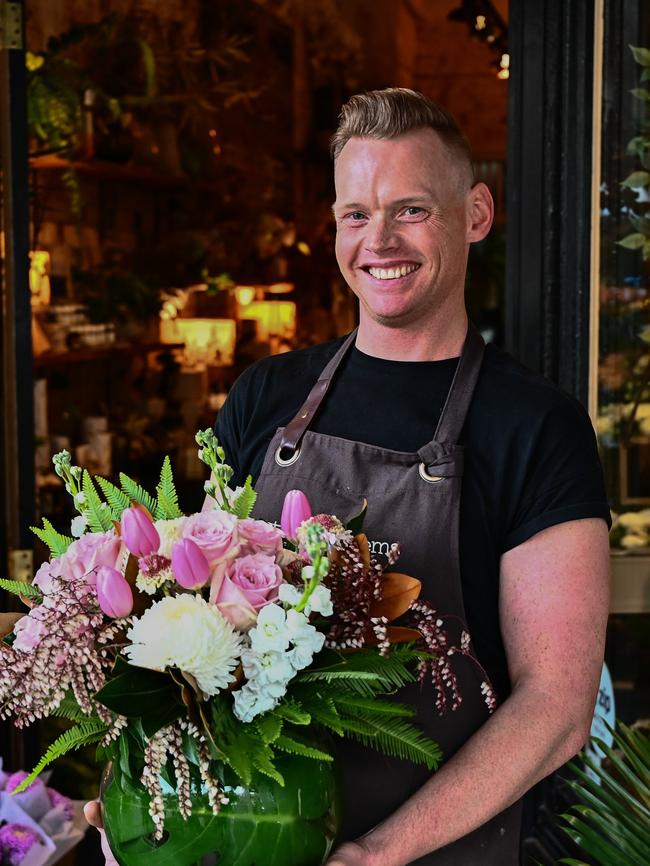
[418,462,443,483]
[275,444,301,467]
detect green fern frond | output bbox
[334,696,416,717]
[232,475,257,519]
[297,670,380,697]
[155,456,183,520]
[0,579,43,602]
[251,747,284,786]
[311,647,420,691]
[82,471,113,533]
[96,477,131,520]
[30,518,73,558]
[119,473,157,515]
[274,735,334,762]
[256,712,283,745]
[343,714,441,770]
[14,719,108,792]
[50,695,95,722]
[274,699,311,725]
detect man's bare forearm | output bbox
[358,681,592,866]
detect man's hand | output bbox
[326,840,377,866]
[83,800,118,866]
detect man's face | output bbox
[333,129,486,328]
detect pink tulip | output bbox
[96,566,134,618]
[280,490,313,540]
[171,538,210,590]
[121,507,160,557]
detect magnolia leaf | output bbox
[346,499,368,536]
[626,135,649,156]
[630,45,650,66]
[369,572,422,621]
[643,241,650,262]
[630,87,650,101]
[362,625,424,648]
[354,533,371,569]
[621,171,650,189]
[618,233,646,250]
[0,612,23,639]
[642,68,650,82]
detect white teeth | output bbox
[367,264,419,280]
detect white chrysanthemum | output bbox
[124,594,243,696]
[154,517,188,559]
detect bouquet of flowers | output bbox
[0,761,84,866]
[0,430,493,866]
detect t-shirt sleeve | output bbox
[501,395,612,553]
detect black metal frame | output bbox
[0,0,35,766]
[506,0,595,407]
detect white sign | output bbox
[585,662,615,784]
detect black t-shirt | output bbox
[215,335,611,699]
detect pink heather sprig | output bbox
[408,600,497,715]
[324,535,399,651]
[0,572,127,727]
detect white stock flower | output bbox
[249,604,289,653]
[154,517,188,558]
[241,647,294,692]
[278,584,302,606]
[286,609,325,669]
[278,582,333,617]
[124,594,243,696]
[70,515,88,538]
[232,683,277,723]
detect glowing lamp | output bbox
[29,250,52,307]
[241,301,296,340]
[268,282,295,295]
[235,286,256,306]
[161,317,236,367]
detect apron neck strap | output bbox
[427,321,485,449]
[279,323,485,456]
[280,329,357,453]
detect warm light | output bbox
[241,301,297,340]
[475,15,486,30]
[161,318,236,367]
[497,53,510,80]
[296,241,311,256]
[209,129,217,138]
[163,300,178,318]
[213,145,222,156]
[267,282,295,295]
[235,286,256,306]
[29,250,51,307]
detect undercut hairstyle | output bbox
[330,87,474,184]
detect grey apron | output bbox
[252,324,522,865]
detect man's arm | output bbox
[327,517,610,866]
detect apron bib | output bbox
[252,325,522,865]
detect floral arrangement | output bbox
[0,430,495,866]
[0,760,81,866]
[609,508,650,550]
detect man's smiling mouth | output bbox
[364,263,421,280]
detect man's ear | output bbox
[466,182,494,243]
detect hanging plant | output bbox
[618,45,650,260]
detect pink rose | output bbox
[238,519,283,557]
[182,510,239,565]
[58,531,122,586]
[212,553,283,630]
[13,607,47,652]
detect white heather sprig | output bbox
[0,574,124,727]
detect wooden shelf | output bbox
[29,155,220,192]
[33,341,184,368]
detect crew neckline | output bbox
[350,344,461,370]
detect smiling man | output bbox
[86,89,611,866]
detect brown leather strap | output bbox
[280,329,358,454]
[418,323,485,464]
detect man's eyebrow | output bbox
[331,195,435,215]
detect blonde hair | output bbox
[331,88,473,182]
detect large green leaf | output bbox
[102,752,339,866]
[95,665,182,719]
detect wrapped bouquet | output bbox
[0,431,492,866]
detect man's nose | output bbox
[364,217,398,254]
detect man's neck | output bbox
[355,311,469,361]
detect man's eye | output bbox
[401,206,427,219]
[346,211,367,221]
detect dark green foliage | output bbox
[30,517,73,557]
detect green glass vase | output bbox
[100,754,340,866]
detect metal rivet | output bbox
[275,445,301,466]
